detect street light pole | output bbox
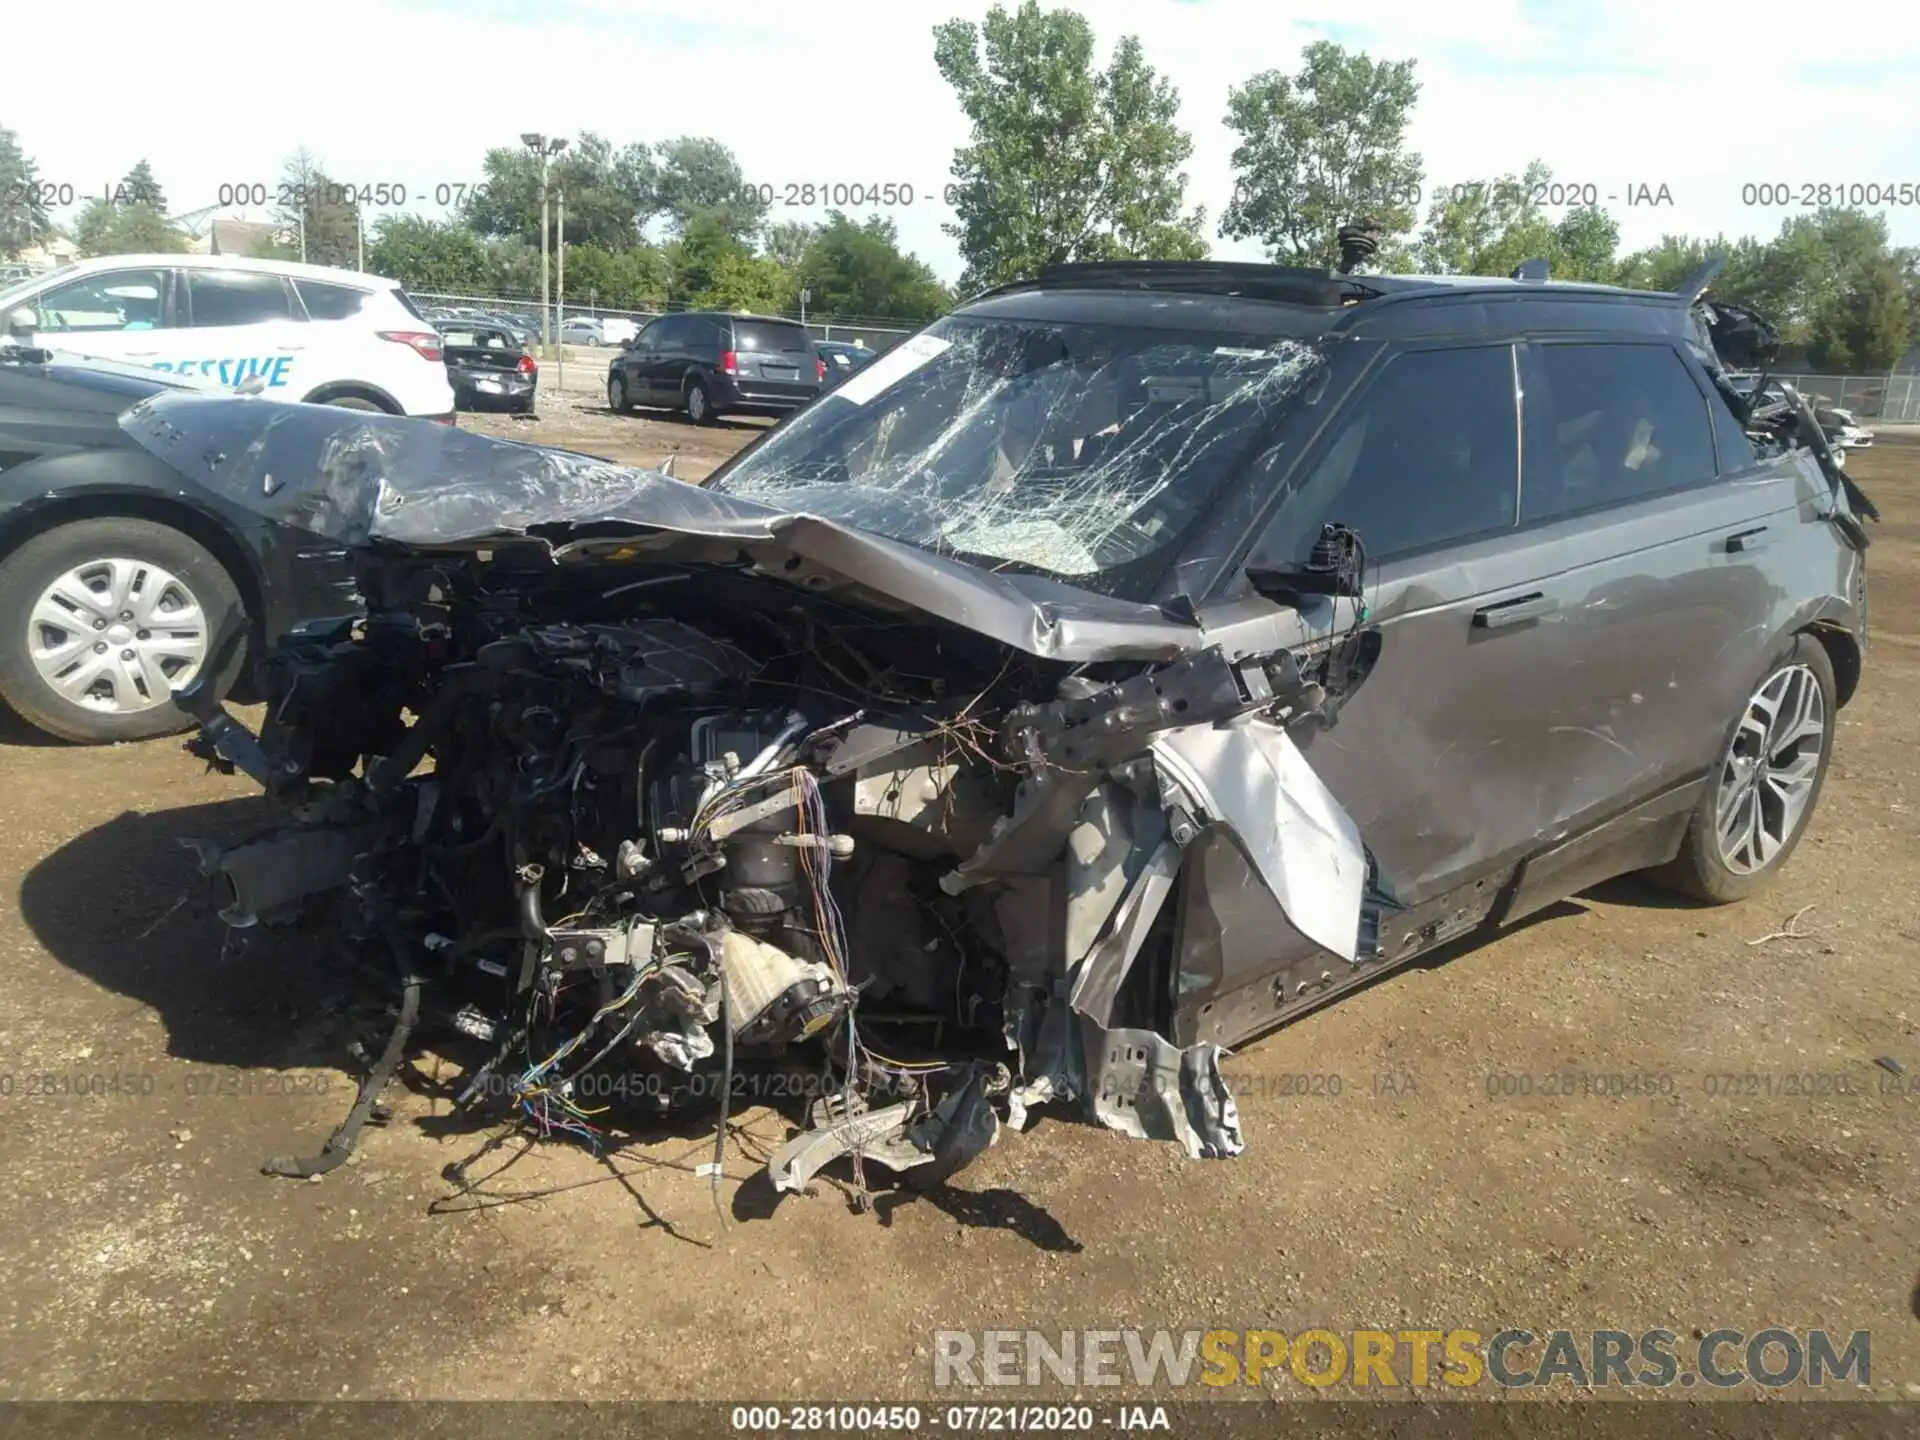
[556,188,566,396]
[521,132,569,356]
[539,184,550,347]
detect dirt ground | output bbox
[460,362,781,482]
[1,400,1916,1406]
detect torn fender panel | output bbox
[119,393,1201,664]
[1150,716,1366,963]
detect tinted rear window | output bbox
[734,320,811,354]
[296,280,371,320]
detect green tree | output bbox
[1412,162,1628,282]
[1413,161,1557,276]
[365,215,491,291]
[795,212,950,321]
[117,159,166,211]
[0,126,52,259]
[1807,259,1914,372]
[271,149,361,268]
[933,1,1206,295]
[560,242,669,309]
[663,211,763,305]
[1219,41,1422,267]
[653,136,765,242]
[693,250,794,312]
[1551,206,1622,283]
[1616,210,1920,364]
[763,220,818,269]
[461,133,658,252]
[1614,232,1729,293]
[478,239,542,299]
[71,198,188,257]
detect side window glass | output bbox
[34,269,171,332]
[294,280,367,320]
[187,271,297,328]
[1261,345,1518,563]
[1522,343,1719,524]
[1706,381,1758,472]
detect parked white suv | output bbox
[0,254,455,418]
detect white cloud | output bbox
[9,0,1917,285]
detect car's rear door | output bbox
[174,269,308,393]
[731,318,818,406]
[1487,336,1806,896]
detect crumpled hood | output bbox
[122,392,1201,663]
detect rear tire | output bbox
[1645,634,1836,904]
[0,518,247,744]
[685,378,714,426]
[320,396,386,413]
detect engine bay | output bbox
[184,543,1359,1199]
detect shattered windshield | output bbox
[708,314,1325,600]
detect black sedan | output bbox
[0,344,357,742]
[438,322,539,414]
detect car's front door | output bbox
[18,266,178,366]
[1238,339,1578,907]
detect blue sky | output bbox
[10,0,1918,282]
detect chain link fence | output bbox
[407,290,918,352]
[1771,373,1920,424]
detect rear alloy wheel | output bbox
[0,518,246,743]
[1648,635,1835,903]
[321,396,386,412]
[608,372,632,414]
[685,378,714,425]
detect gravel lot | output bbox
[0,400,1915,1405]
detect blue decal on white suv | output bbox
[150,355,294,386]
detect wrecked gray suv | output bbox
[156,256,1870,1194]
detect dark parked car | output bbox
[173,256,1871,1188]
[606,310,823,423]
[437,321,538,413]
[0,345,356,742]
[815,339,876,388]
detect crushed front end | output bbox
[183,534,1363,1197]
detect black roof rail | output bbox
[969,260,1384,308]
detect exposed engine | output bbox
[185,547,1346,1197]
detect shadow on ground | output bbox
[19,796,360,1071]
